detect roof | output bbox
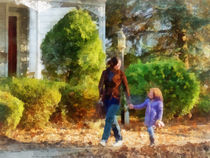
[2,0,106,11]
[1,0,106,4]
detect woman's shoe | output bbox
[113,140,123,147]
[99,140,106,146]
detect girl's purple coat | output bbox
[134,98,163,127]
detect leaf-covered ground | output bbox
[0,116,210,157]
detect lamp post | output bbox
[117,28,129,125]
[117,28,126,70]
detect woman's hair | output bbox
[108,57,120,68]
[106,58,112,67]
[150,88,163,101]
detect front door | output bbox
[8,16,17,76]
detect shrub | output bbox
[41,9,106,121]
[41,9,105,82]
[126,59,200,119]
[197,94,210,114]
[59,83,98,122]
[196,72,210,115]
[0,91,24,135]
[0,77,12,92]
[124,53,140,69]
[9,78,61,129]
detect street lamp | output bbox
[117,28,126,70]
[117,28,129,125]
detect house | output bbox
[0,0,106,78]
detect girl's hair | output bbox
[150,88,163,101]
[108,57,120,68]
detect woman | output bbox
[98,57,131,147]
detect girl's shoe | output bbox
[99,140,106,146]
[150,142,155,147]
[149,136,155,147]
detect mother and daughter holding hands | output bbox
[98,57,164,147]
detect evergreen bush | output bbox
[197,94,210,114]
[0,91,24,135]
[0,77,12,92]
[59,83,97,122]
[9,78,61,129]
[41,9,106,120]
[126,59,200,119]
[41,9,105,82]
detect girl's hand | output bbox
[155,120,165,128]
[128,104,134,109]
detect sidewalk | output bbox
[0,117,209,157]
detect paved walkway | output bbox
[0,117,210,157]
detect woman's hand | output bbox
[99,95,103,101]
[128,104,134,109]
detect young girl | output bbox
[129,88,164,146]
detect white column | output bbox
[28,8,38,75]
[36,11,42,79]
[5,4,8,77]
[28,9,42,79]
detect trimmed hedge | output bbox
[58,82,97,122]
[41,9,105,82]
[126,59,200,119]
[197,94,210,114]
[0,91,24,135]
[9,78,61,129]
[41,9,106,121]
[0,78,11,92]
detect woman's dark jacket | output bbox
[98,68,131,105]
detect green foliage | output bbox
[59,82,98,122]
[156,0,209,56]
[41,9,106,121]
[0,91,24,135]
[41,9,105,82]
[106,0,209,70]
[0,77,12,92]
[126,59,200,119]
[9,78,61,129]
[197,77,210,115]
[106,0,129,36]
[124,53,140,69]
[197,94,210,114]
[156,0,209,31]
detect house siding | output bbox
[0,4,7,77]
[28,8,74,78]
[0,0,106,78]
[38,8,74,45]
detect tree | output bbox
[155,0,209,67]
[41,9,106,121]
[106,0,209,67]
[106,0,129,38]
[41,9,105,82]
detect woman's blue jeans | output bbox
[102,104,122,142]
